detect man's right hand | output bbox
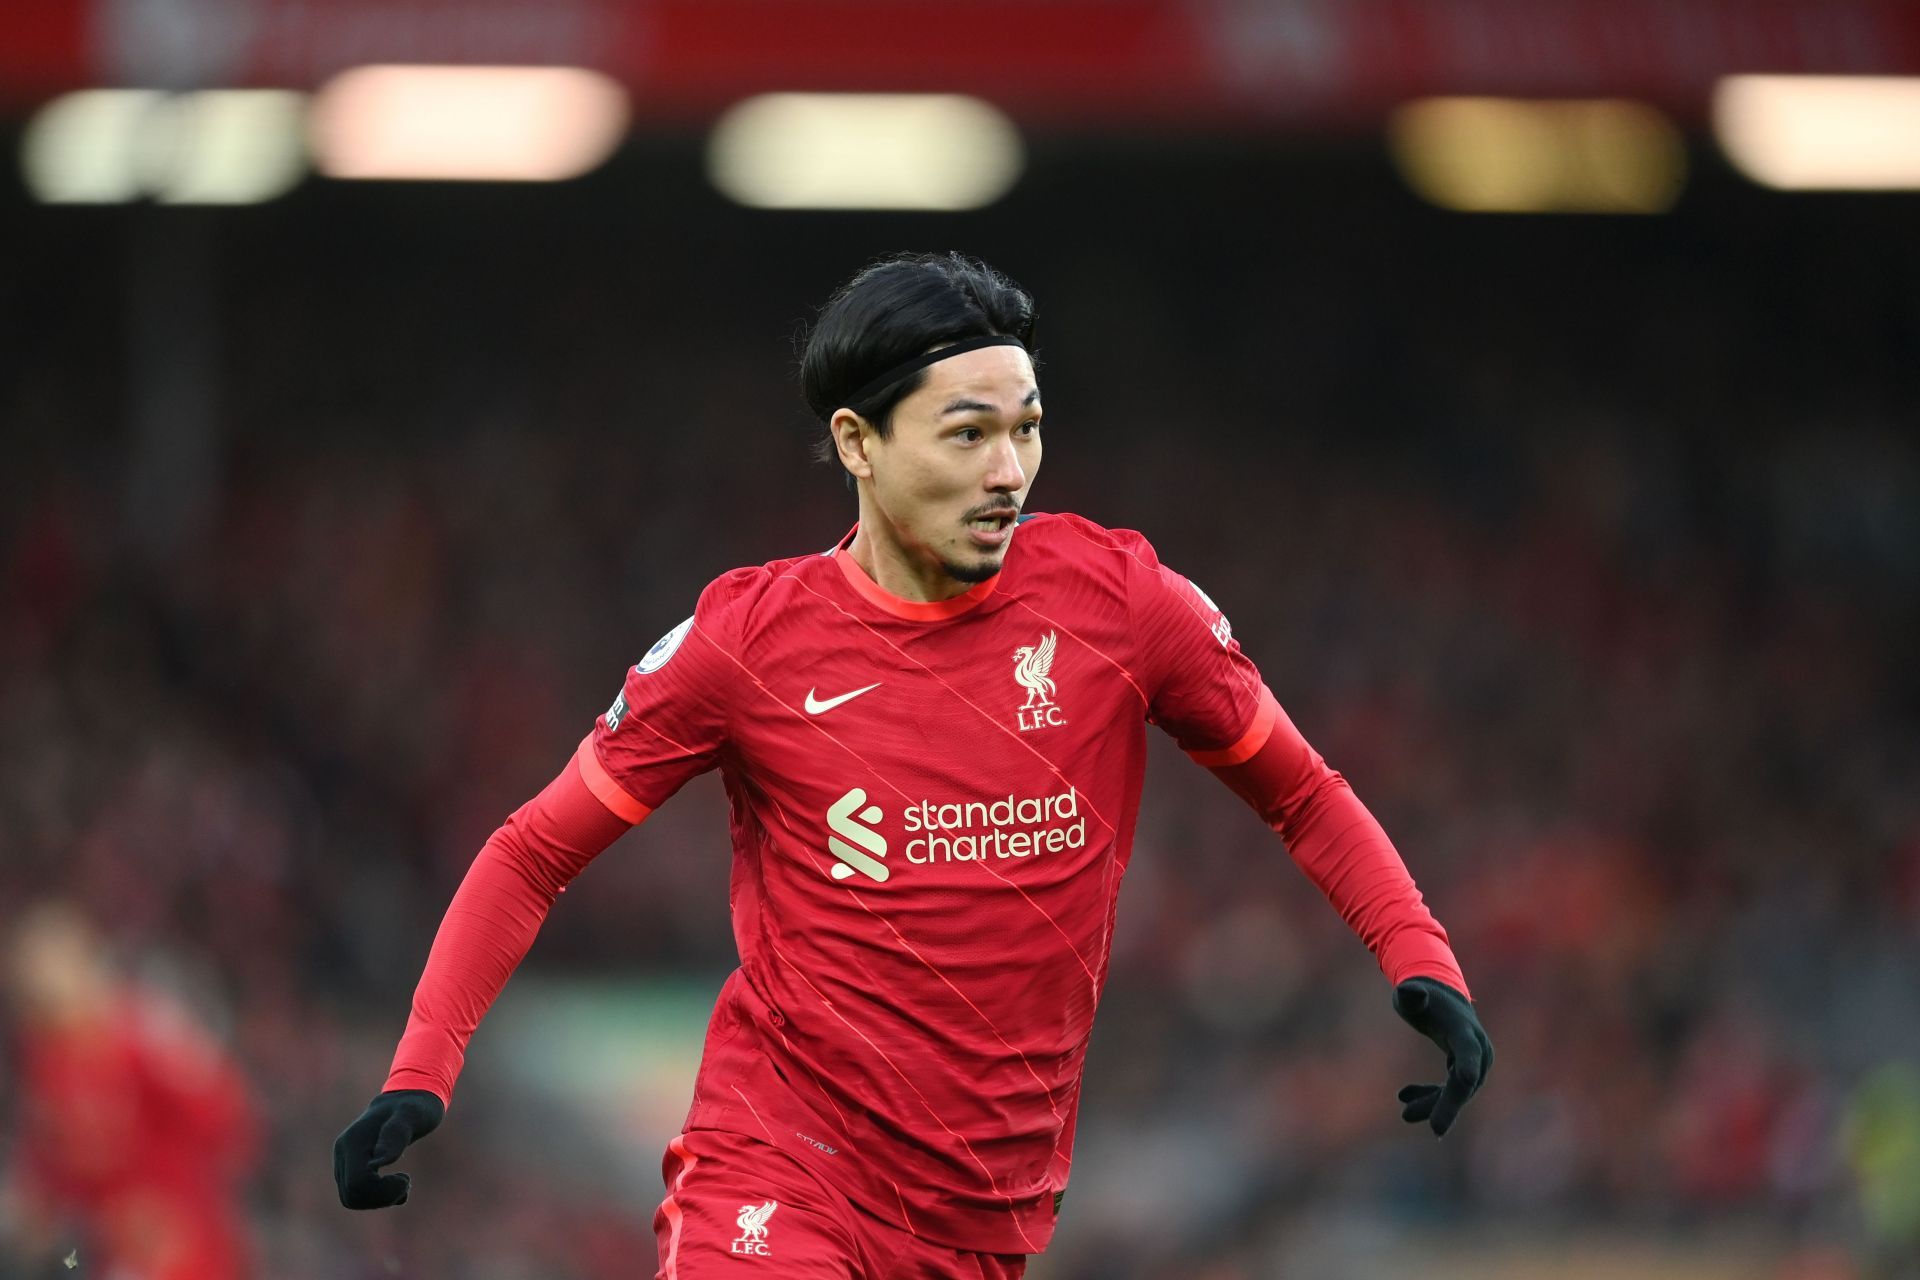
[333,1090,445,1209]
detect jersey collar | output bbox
[830,524,1000,621]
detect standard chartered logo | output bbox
[823,785,1086,883]
[827,788,889,882]
[906,789,1085,863]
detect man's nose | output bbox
[984,436,1025,492]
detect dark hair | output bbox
[799,252,1037,464]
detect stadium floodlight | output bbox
[1389,97,1685,214]
[1714,75,1920,190]
[22,89,307,205]
[148,91,308,205]
[708,93,1023,211]
[309,65,629,181]
[23,90,166,203]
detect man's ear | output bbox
[830,408,875,481]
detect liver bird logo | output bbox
[735,1200,777,1242]
[1012,632,1059,708]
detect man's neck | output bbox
[846,509,977,604]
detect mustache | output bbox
[965,500,1021,521]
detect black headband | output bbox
[840,334,1027,417]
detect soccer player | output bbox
[334,253,1493,1277]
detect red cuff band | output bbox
[1186,685,1281,767]
[575,735,652,825]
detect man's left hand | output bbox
[1392,977,1493,1138]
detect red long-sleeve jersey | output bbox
[385,513,1469,1255]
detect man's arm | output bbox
[1203,696,1492,1135]
[1118,527,1491,1134]
[383,739,640,1102]
[1203,693,1468,996]
[335,575,751,1208]
[334,742,636,1209]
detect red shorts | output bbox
[652,1129,1028,1280]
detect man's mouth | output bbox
[967,511,1016,534]
[965,508,1018,548]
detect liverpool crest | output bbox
[731,1200,777,1256]
[1012,632,1067,732]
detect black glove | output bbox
[1392,977,1493,1138]
[333,1090,445,1209]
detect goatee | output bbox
[940,555,1001,585]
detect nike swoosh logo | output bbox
[805,683,881,715]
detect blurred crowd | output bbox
[3,146,1918,1278]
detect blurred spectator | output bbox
[2,903,259,1280]
[1844,1063,1920,1271]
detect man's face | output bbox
[852,345,1042,584]
[6,906,107,1025]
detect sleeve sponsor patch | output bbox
[1131,543,1265,756]
[1188,578,1232,647]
